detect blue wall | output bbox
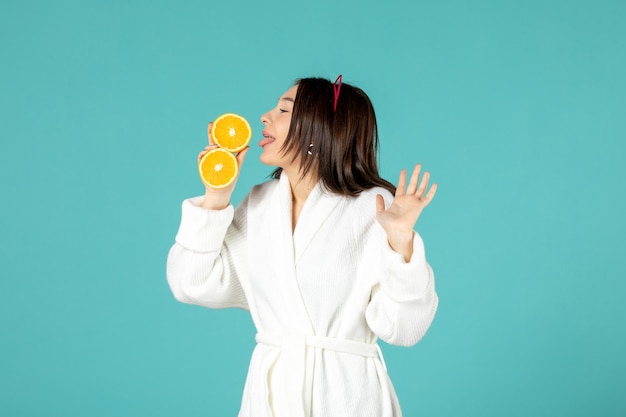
[1,0,624,415]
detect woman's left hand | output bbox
[376,164,437,262]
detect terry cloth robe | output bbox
[167,173,438,417]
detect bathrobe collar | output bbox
[277,173,343,265]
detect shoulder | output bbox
[247,178,280,206]
[353,186,394,211]
[340,187,393,234]
[233,179,278,222]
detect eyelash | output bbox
[279,108,288,113]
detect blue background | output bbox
[1,0,625,416]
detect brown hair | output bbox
[271,77,395,196]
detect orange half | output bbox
[210,113,252,152]
[198,148,238,188]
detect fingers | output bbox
[236,146,250,167]
[395,169,407,197]
[406,164,421,194]
[422,182,438,204]
[197,144,219,163]
[200,121,220,162]
[207,122,215,146]
[416,171,430,198]
[375,194,386,213]
[397,163,437,203]
[427,183,438,201]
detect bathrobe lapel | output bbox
[267,175,342,333]
[266,174,316,334]
[291,179,342,266]
[270,175,344,417]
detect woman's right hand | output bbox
[198,122,249,210]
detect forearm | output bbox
[167,242,248,309]
[366,232,438,346]
[167,197,248,309]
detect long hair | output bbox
[271,77,395,196]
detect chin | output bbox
[259,153,277,167]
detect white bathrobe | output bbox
[167,173,438,417]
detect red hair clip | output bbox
[333,74,343,112]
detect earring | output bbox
[307,143,313,155]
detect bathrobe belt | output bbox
[255,333,387,417]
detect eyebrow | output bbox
[280,97,295,103]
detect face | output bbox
[259,84,298,169]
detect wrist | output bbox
[200,190,231,210]
[386,230,414,262]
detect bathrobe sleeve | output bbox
[363,191,439,347]
[166,195,249,310]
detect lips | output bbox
[259,130,276,147]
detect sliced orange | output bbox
[198,148,239,188]
[210,113,252,152]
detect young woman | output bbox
[166,76,438,417]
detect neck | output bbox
[286,172,316,234]
[282,166,318,204]
[291,176,318,205]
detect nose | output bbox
[260,111,270,125]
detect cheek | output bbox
[283,122,294,140]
